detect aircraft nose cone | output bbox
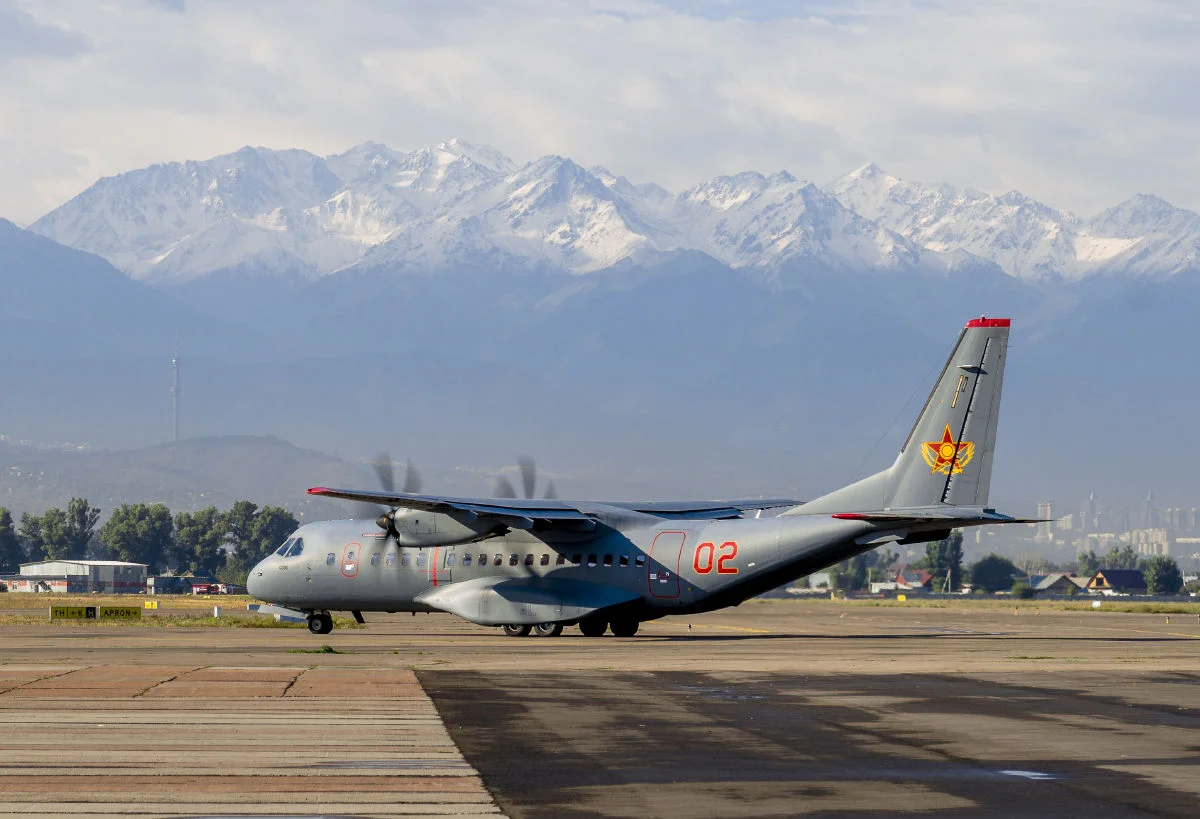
[247,561,268,600]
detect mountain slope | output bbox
[826,164,1200,281]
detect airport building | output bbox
[3,560,148,594]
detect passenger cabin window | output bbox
[326,553,336,566]
[494,554,503,566]
[524,554,534,566]
[370,553,381,567]
[587,554,598,567]
[603,554,613,567]
[619,555,629,567]
[556,554,566,565]
[479,553,488,566]
[463,554,473,567]
[572,554,582,566]
[447,554,458,567]
[636,555,646,567]
[540,554,550,566]
[509,554,519,566]
[402,553,411,567]
[386,554,396,567]
[416,553,427,568]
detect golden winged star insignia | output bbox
[922,424,975,475]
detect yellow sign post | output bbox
[98,606,141,620]
[144,600,159,610]
[49,606,96,620]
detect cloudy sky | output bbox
[2,0,1198,224]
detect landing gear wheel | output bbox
[307,613,333,635]
[610,618,640,637]
[578,618,608,637]
[533,623,564,637]
[502,624,532,637]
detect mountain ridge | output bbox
[32,139,1199,286]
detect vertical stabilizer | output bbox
[788,318,1010,515]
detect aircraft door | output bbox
[435,547,454,586]
[340,543,361,578]
[647,531,686,598]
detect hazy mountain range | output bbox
[27,139,1200,285]
[3,140,1199,519]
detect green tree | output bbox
[65,497,101,559]
[100,503,174,573]
[170,507,226,575]
[18,513,44,561]
[1142,556,1183,595]
[1103,545,1141,570]
[925,531,964,592]
[830,547,896,593]
[38,508,73,560]
[247,506,298,566]
[221,500,259,560]
[0,508,23,572]
[1076,550,1101,577]
[970,553,1019,593]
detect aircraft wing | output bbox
[308,486,597,531]
[308,486,799,527]
[414,575,640,626]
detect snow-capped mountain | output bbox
[28,141,1200,285]
[826,163,1200,281]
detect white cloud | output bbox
[1,0,1198,223]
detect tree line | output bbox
[820,532,1187,596]
[0,499,298,583]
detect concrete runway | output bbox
[0,600,1196,817]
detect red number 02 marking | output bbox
[717,541,739,574]
[693,541,738,574]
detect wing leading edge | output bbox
[307,486,798,527]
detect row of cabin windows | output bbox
[323,551,648,570]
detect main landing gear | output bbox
[578,617,640,637]
[501,622,564,637]
[307,612,333,635]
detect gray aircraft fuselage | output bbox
[250,512,879,620]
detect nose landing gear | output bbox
[307,612,334,635]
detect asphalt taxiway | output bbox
[0,600,1196,817]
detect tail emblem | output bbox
[923,425,975,475]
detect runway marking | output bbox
[675,623,771,634]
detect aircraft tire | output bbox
[533,623,564,637]
[578,618,608,637]
[502,624,532,637]
[307,613,333,635]
[610,619,639,637]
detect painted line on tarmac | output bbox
[674,623,771,634]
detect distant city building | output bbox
[1130,528,1172,556]
[1057,513,1075,531]
[6,560,147,593]
[1036,501,1054,543]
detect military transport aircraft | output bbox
[249,317,1025,637]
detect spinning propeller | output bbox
[361,451,421,543]
[493,455,557,500]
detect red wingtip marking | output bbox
[832,513,871,520]
[965,317,1011,328]
[308,487,332,496]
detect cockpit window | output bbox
[275,537,294,556]
[284,538,304,558]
